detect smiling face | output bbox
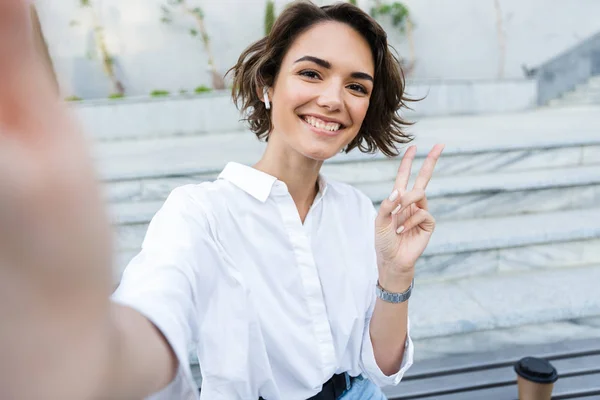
[267,21,375,161]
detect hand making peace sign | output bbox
[375,144,445,288]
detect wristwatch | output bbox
[376,279,414,303]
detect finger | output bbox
[0,0,35,86]
[416,194,429,212]
[396,209,436,235]
[0,1,59,138]
[0,0,32,68]
[393,145,417,192]
[378,188,405,221]
[390,189,426,216]
[413,144,445,191]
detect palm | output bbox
[0,2,113,397]
[0,4,114,397]
[0,1,111,280]
[375,145,444,277]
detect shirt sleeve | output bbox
[358,194,415,387]
[111,186,222,400]
[359,310,415,387]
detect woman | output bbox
[0,1,443,399]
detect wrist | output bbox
[378,273,414,293]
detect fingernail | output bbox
[388,189,399,202]
[396,226,405,234]
[391,204,402,215]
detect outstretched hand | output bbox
[0,0,111,293]
[0,1,113,398]
[375,144,445,290]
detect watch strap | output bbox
[376,279,414,303]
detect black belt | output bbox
[259,372,355,400]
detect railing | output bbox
[529,31,600,105]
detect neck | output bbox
[254,138,323,222]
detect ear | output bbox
[256,85,271,102]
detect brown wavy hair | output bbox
[227,0,414,157]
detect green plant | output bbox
[150,90,171,97]
[348,0,357,5]
[180,89,189,95]
[108,93,125,99]
[194,85,212,94]
[265,0,276,36]
[370,1,410,32]
[65,95,83,102]
[72,0,125,96]
[161,1,225,90]
[370,1,415,74]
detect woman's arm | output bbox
[370,144,444,376]
[104,304,180,399]
[0,2,181,398]
[368,278,411,375]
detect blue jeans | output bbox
[339,375,388,400]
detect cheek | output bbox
[349,100,370,128]
[278,79,312,105]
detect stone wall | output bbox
[35,0,600,99]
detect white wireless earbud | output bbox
[263,87,271,110]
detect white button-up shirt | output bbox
[112,162,414,400]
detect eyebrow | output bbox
[294,55,374,82]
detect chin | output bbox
[299,144,343,161]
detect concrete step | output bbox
[94,105,600,186]
[112,206,600,284]
[359,164,600,220]
[96,131,600,184]
[547,97,599,107]
[572,86,600,96]
[103,142,600,204]
[408,263,600,340]
[107,165,600,226]
[585,75,600,88]
[562,91,600,103]
[548,98,600,108]
[558,97,600,106]
[417,206,600,282]
[412,316,600,362]
[76,93,247,142]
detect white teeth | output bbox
[303,116,341,132]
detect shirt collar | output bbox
[218,162,328,203]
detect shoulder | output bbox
[145,181,230,241]
[150,179,244,234]
[166,180,232,205]
[161,180,236,216]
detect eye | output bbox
[299,70,321,80]
[347,83,368,94]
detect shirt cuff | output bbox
[359,316,415,387]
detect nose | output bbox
[316,81,343,112]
